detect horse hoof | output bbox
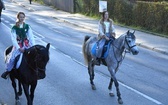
[118,98,123,104]
[16,99,20,102]
[15,99,21,105]
[17,92,22,96]
[109,92,115,97]
[91,85,96,90]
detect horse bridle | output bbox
[112,35,136,53]
[125,35,137,52]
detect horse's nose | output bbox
[133,50,139,55]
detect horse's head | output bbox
[25,43,50,79]
[124,30,139,55]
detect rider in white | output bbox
[1,12,35,79]
[96,11,116,59]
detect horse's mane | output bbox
[25,45,45,53]
[117,33,126,39]
[113,31,135,44]
[113,34,125,46]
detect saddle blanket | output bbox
[91,41,112,59]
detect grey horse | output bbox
[82,30,139,104]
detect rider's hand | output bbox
[101,35,105,39]
[3,8,5,10]
[102,35,109,41]
[105,36,110,41]
[111,33,116,38]
[19,48,25,53]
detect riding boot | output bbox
[1,71,10,79]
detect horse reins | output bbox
[125,36,137,52]
[112,35,136,71]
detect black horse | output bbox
[5,43,50,105]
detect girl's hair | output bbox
[15,12,25,26]
[102,11,109,21]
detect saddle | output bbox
[91,40,113,59]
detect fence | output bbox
[42,0,74,13]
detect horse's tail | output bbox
[82,35,91,66]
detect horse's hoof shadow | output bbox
[109,92,115,97]
[91,85,96,90]
[118,98,123,104]
[15,99,21,105]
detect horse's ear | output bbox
[46,43,50,51]
[127,30,130,35]
[133,30,135,34]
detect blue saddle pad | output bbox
[91,41,112,59]
[91,42,97,57]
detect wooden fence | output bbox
[42,0,74,13]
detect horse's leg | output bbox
[108,78,114,97]
[108,68,123,104]
[17,80,22,96]
[22,84,32,105]
[11,78,19,101]
[88,60,96,90]
[30,81,37,103]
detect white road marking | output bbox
[4,20,10,24]
[33,30,45,38]
[120,82,162,105]
[52,28,70,37]
[1,22,10,30]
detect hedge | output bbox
[75,0,168,35]
[133,1,168,33]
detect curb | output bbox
[138,43,168,55]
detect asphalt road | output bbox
[0,1,168,105]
